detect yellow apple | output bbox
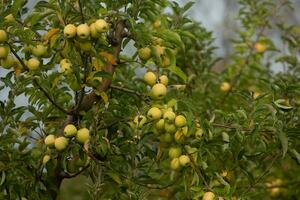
[152,37,163,45]
[1,55,15,69]
[44,134,56,146]
[179,155,190,166]
[202,192,215,200]
[154,45,165,57]
[31,44,47,57]
[254,42,267,53]
[220,82,231,92]
[42,155,50,165]
[134,115,147,127]
[90,23,101,38]
[27,58,40,70]
[175,115,186,127]
[76,128,90,144]
[147,107,162,120]
[170,158,180,170]
[163,110,176,122]
[195,128,203,139]
[164,123,176,133]
[77,24,90,39]
[0,30,8,43]
[138,47,151,60]
[64,24,77,38]
[253,91,260,99]
[0,46,9,59]
[54,136,68,151]
[4,14,15,22]
[60,58,72,73]
[94,19,109,33]
[64,124,77,137]
[143,71,157,86]
[155,119,165,131]
[151,83,167,99]
[168,147,181,158]
[159,75,168,86]
[174,130,184,143]
[162,56,170,67]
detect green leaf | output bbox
[166,65,187,83]
[277,130,288,157]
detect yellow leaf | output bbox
[107,172,121,184]
[95,91,109,103]
[99,51,116,65]
[44,28,60,42]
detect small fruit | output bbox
[31,44,47,57]
[162,56,170,67]
[179,155,190,166]
[143,71,157,86]
[1,55,15,69]
[27,58,40,70]
[195,128,203,139]
[77,24,90,39]
[60,59,72,73]
[154,45,165,57]
[64,24,77,38]
[174,130,184,143]
[253,92,260,99]
[159,75,168,86]
[153,19,161,29]
[168,147,182,158]
[180,126,189,137]
[4,14,15,22]
[90,23,101,38]
[163,110,176,122]
[0,30,8,43]
[254,42,267,53]
[44,134,55,146]
[160,133,173,143]
[76,128,90,144]
[134,115,147,128]
[220,82,231,92]
[155,119,165,131]
[151,83,167,99]
[0,46,9,58]
[202,192,215,200]
[79,41,92,51]
[54,136,68,151]
[164,123,177,133]
[42,155,50,165]
[175,115,187,127]
[170,158,180,170]
[64,124,77,137]
[138,47,151,60]
[147,107,162,120]
[94,19,109,33]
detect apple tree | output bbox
[0,0,299,199]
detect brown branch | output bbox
[62,163,90,179]
[110,84,148,100]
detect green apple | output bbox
[170,158,180,170]
[94,19,109,33]
[64,124,77,137]
[164,123,176,133]
[64,24,77,38]
[60,58,72,73]
[202,192,215,200]
[27,58,40,70]
[159,75,168,86]
[143,71,157,86]
[54,136,68,151]
[90,23,101,38]
[0,30,8,43]
[134,115,147,128]
[179,155,190,166]
[42,155,50,165]
[1,55,15,69]
[76,128,90,144]
[31,44,47,57]
[155,119,165,131]
[151,83,167,99]
[160,133,172,143]
[175,115,187,127]
[138,47,151,60]
[44,134,55,146]
[163,110,176,122]
[0,46,9,59]
[79,41,92,51]
[77,24,90,39]
[168,147,181,159]
[147,107,162,120]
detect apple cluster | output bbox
[42,124,90,164]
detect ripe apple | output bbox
[179,155,190,166]
[44,134,56,146]
[202,192,215,200]
[220,82,231,92]
[138,47,151,60]
[27,58,40,70]
[170,158,180,170]
[94,19,109,33]
[164,123,176,133]
[151,83,167,99]
[64,124,77,137]
[42,155,50,165]
[155,119,165,131]
[77,24,90,39]
[168,147,181,158]
[64,24,77,38]
[1,55,15,69]
[0,46,9,59]
[54,136,68,151]
[180,126,189,137]
[154,45,165,57]
[174,130,184,143]
[31,44,47,57]
[159,75,168,86]
[143,71,157,86]
[147,107,162,120]
[163,110,176,122]
[76,128,90,144]
[175,115,187,127]
[60,58,72,73]
[162,56,170,67]
[0,30,8,42]
[152,37,163,45]
[90,23,101,38]
[134,115,147,128]
[254,42,267,53]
